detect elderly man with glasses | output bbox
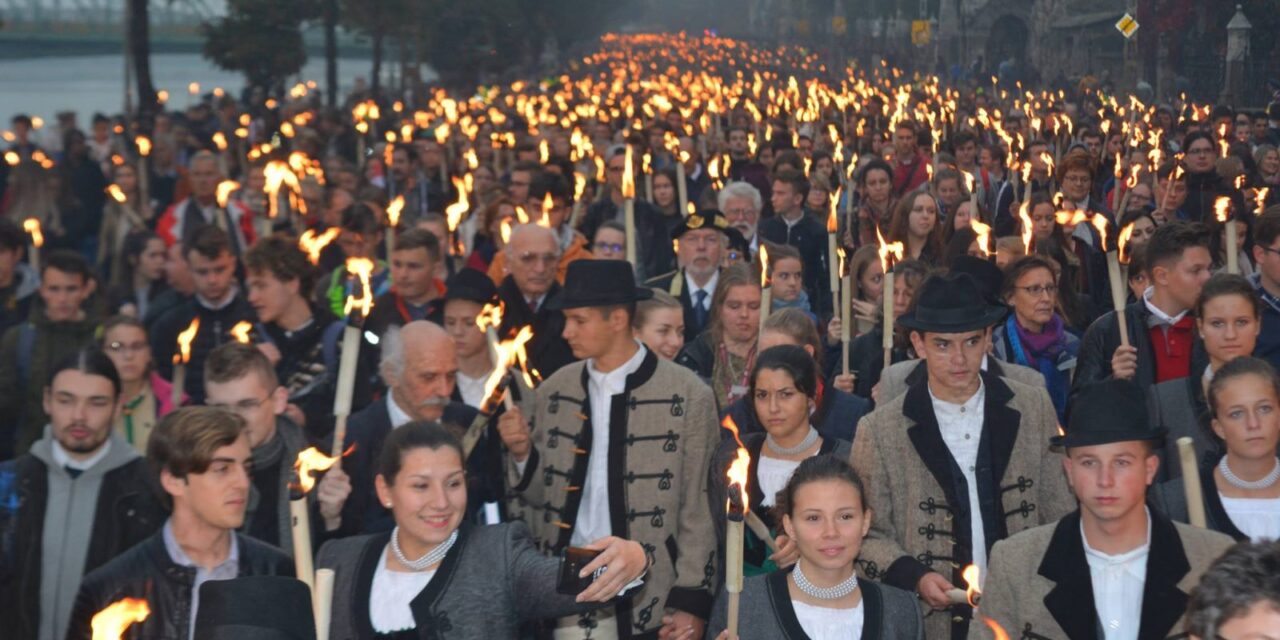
[496,224,577,377]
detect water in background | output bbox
[0,53,376,122]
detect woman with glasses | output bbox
[592,220,627,261]
[992,256,1080,421]
[100,315,183,451]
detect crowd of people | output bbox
[1,31,1280,640]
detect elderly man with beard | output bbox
[317,321,499,535]
[645,209,731,343]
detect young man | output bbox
[1250,211,1280,371]
[892,120,931,196]
[758,168,832,318]
[851,272,1075,640]
[499,259,719,639]
[973,379,1235,640]
[65,407,292,639]
[645,209,730,342]
[0,250,100,457]
[0,219,39,335]
[1073,221,1212,397]
[0,349,165,640]
[151,226,257,405]
[244,235,349,436]
[316,203,391,318]
[364,227,446,339]
[440,268,499,410]
[576,144,676,282]
[204,342,312,553]
[387,143,431,223]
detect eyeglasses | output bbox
[594,242,624,254]
[517,252,559,266]
[209,395,271,414]
[1259,244,1280,258]
[1013,284,1058,297]
[1187,146,1216,156]
[106,341,149,355]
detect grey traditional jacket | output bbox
[506,346,720,636]
[850,371,1076,640]
[316,522,604,640]
[708,572,924,640]
[970,510,1235,640]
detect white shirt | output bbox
[50,439,111,473]
[791,600,864,640]
[686,270,719,311]
[387,393,414,429]
[757,456,802,507]
[929,380,988,576]
[369,546,437,633]
[572,342,648,546]
[456,370,490,410]
[1083,509,1151,640]
[1142,287,1189,326]
[1219,494,1280,542]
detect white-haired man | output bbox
[718,181,763,258]
[496,224,577,377]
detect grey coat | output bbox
[1147,374,1218,484]
[708,572,924,640]
[876,358,1045,405]
[316,522,603,640]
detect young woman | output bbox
[1149,273,1261,482]
[845,259,929,399]
[886,192,944,266]
[101,315,182,451]
[634,289,685,360]
[317,421,648,639]
[98,163,151,287]
[675,263,761,409]
[767,243,814,320]
[848,159,896,249]
[709,456,924,640]
[1152,356,1280,542]
[992,255,1081,421]
[106,231,169,320]
[653,168,683,235]
[930,168,965,221]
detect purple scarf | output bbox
[1013,313,1067,367]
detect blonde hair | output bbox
[635,289,682,329]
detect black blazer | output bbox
[497,277,576,378]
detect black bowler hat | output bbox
[949,255,1005,305]
[897,272,1008,334]
[671,209,731,240]
[544,260,654,310]
[194,576,316,640]
[443,267,498,305]
[1053,379,1166,449]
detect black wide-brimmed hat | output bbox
[897,272,1008,333]
[544,260,654,310]
[1053,378,1167,449]
[194,576,316,640]
[949,255,1005,305]
[443,267,498,305]
[671,209,731,240]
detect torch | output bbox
[758,244,771,335]
[676,150,690,215]
[1177,437,1208,528]
[315,568,336,640]
[460,324,535,459]
[1257,188,1271,218]
[434,124,451,187]
[299,228,341,265]
[1091,214,1130,349]
[622,146,638,268]
[215,180,240,211]
[1018,201,1034,255]
[331,258,375,461]
[475,303,516,411]
[570,172,588,229]
[970,218,993,259]
[946,563,982,606]
[290,447,341,595]
[724,435,750,637]
[643,152,654,202]
[445,176,470,257]
[722,415,780,555]
[135,136,151,214]
[230,321,254,344]
[964,172,978,218]
[22,218,42,268]
[1215,197,1238,274]
[90,597,151,640]
[1114,164,1141,219]
[827,190,841,318]
[386,195,405,257]
[876,228,904,371]
[212,131,230,177]
[171,318,200,408]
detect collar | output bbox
[1081,508,1152,573]
[162,518,239,571]
[51,437,112,472]
[1142,287,1188,326]
[927,378,985,413]
[1251,272,1280,313]
[197,289,239,311]
[685,270,719,298]
[587,340,647,382]
[386,393,414,429]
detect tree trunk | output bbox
[127,0,158,121]
[371,31,383,98]
[324,0,338,108]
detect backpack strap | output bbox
[321,320,348,372]
[16,322,36,391]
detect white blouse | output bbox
[791,599,864,640]
[1219,494,1280,542]
[757,456,802,507]
[369,546,437,634]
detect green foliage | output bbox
[203,0,319,93]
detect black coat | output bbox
[577,198,676,282]
[724,384,870,443]
[0,455,166,640]
[1071,299,1208,404]
[497,276,576,378]
[65,530,292,640]
[758,214,834,318]
[644,268,717,343]
[150,294,258,405]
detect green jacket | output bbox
[0,307,100,456]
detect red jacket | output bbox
[893,152,930,197]
[155,197,257,250]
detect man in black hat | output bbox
[194,576,315,640]
[499,260,720,639]
[440,268,501,410]
[850,272,1075,640]
[645,209,732,343]
[973,379,1235,640]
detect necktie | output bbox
[65,466,83,479]
[693,290,709,329]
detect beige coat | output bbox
[506,347,720,635]
[851,371,1076,640]
[970,510,1235,640]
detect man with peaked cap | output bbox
[499,260,720,639]
[851,272,1075,640]
[644,209,732,343]
[194,576,315,640]
[971,379,1235,640]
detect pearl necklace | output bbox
[1219,456,1280,491]
[390,528,458,571]
[766,426,819,456]
[791,561,858,600]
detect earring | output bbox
[385,502,392,508]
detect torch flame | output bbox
[90,597,150,640]
[1257,188,1270,214]
[106,184,127,203]
[23,218,43,248]
[722,416,750,512]
[874,226,904,273]
[984,617,1011,640]
[480,323,535,405]
[1118,223,1136,265]
[758,244,770,288]
[212,131,227,151]
[230,321,253,344]
[445,176,469,233]
[1213,196,1231,223]
[3,151,17,166]
[970,219,993,257]
[826,189,840,233]
[1018,201,1034,255]
[298,227,340,265]
[1090,214,1110,252]
[135,136,151,157]
[215,180,240,208]
[386,195,405,228]
[292,446,340,494]
[963,172,975,195]
[540,192,555,227]
[174,318,200,365]
[962,564,982,607]
[621,146,636,199]
[343,258,375,319]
